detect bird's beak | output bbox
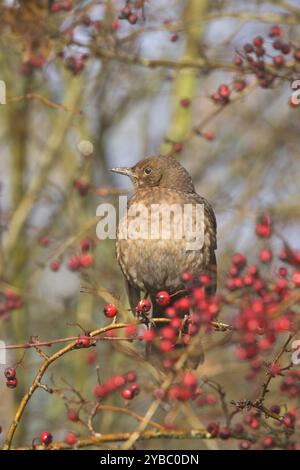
[110,167,134,178]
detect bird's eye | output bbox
[144,167,152,175]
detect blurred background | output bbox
[0,0,299,450]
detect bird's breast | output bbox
[116,187,215,293]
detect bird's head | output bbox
[111,155,195,193]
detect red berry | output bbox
[130,383,140,396]
[292,272,300,287]
[94,384,108,398]
[259,249,273,263]
[136,298,152,314]
[182,371,197,388]
[111,375,125,388]
[159,339,174,353]
[40,431,53,446]
[50,260,60,272]
[175,297,190,312]
[128,13,138,25]
[103,303,118,318]
[281,43,291,55]
[76,336,90,348]
[110,19,120,31]
[73,179,90,195]
[218,84,230,99]
[253,36,263,47]
[294,49,300,61]
[256,223,271,238]
[206,422,219,437]
[121,388,133,400]
[219,426,231,439]
[80,238,92,252]
[4,367,16,380]
[156,291,171,307]
[67,255,80,271]
[39,236,49,247]
[232,253,247,268]
[124,371,137,383]
[121,6,131,18]
[165,306,176,318]
[173,143,183,153]
[244,43,254,53]
[180,97,191,107]
[79,254,94,268]
[269,25,282,37]
[67,409,79,422]
[86,351,97,364]
[161,326,176,340]
[142,329,155,342]
[234,55,243,66]
[233,79,247,92]
[170,33,179,42]
[6,378,18,388]
[64,432,77,445]
[203,131,215,141]
[273,55,285,67]
[125,324,137,338]
[240,440,252,450]
[272,39,282,50]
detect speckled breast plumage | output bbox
[116,187,216,295]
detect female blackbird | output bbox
[111,155,217,317]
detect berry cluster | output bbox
[94,371,139,401]
[213,25,300,107]
[49,237,95,273]
[0,289,22,321]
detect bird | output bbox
[111,154,217,322]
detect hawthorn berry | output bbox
[4,367,16,380]
[6,378,18,389]
[94,384,108,399]
[233,79,247,92]
[67,255,80,271]
[124,371,137,383]
[269,25,282,37]
[218,84,230,99]
[64,432,77,445]
[253,36,263,47]
[136,298,152,314]
[76,336,91,348]
[142,329,155,342]
[294,49,300,61]
[40,431,53,446]
[103,303,118,318]
[67,409,79,422]
[292,272,300,287]
[203,131,215,141]
[206,422,219,437]
[79,254,94,268]
[121,388,133,400]
[180,98,191,107]
[234,55,243,66]
[128,13,138,25]
[170,33,179,42]
[50,260,60,272]
[156,291,170,307]
[173,142,183,153]
[273,55,285,67]
[239,440,252,450]
[259,249,273,263]
[130,383,140,397]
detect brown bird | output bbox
[111,154,217,320]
